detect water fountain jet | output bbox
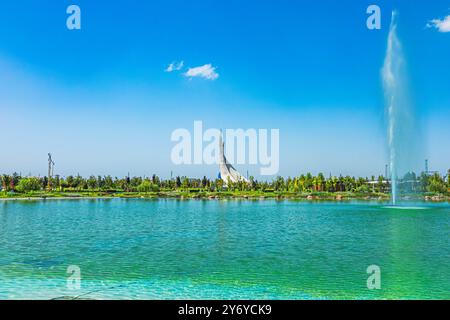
[382,11,419,206]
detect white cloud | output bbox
[184,64,219,80]
[427,15,450,32]
[165,61,184,72]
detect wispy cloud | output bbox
[427,15,450,32]
[165,61,184,72]
[184,64,219,80]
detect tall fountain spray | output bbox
[382,12,420,206]
[383,12,400,205]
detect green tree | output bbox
[137,181,148,192]
[447,170,450,189]
[1,175,11,191]
[87,175,98,190]
[16,177,41,192]
[66,175,74,188]
[428,173,446,193]
[317,173,325,191]
[104,175,114,189]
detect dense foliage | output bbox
[1,171,449,194]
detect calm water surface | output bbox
[0,199,449,299]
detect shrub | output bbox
[137,180,160,193]
[16,178,41,192]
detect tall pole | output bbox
[47,153,52,191]
[47,153,55,191]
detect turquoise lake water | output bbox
[0,199,449,299]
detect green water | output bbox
[0,199,449,299]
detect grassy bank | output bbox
[1,190,449,202]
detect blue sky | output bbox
[0,0,449,179]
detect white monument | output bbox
[218,134,248,184]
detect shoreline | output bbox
[1,192,449,202]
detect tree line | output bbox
[1,171,449,194]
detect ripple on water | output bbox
[1,199,450,299]
[382,206,429,210]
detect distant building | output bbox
[424,159,438,176]
[218,135,248,185]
